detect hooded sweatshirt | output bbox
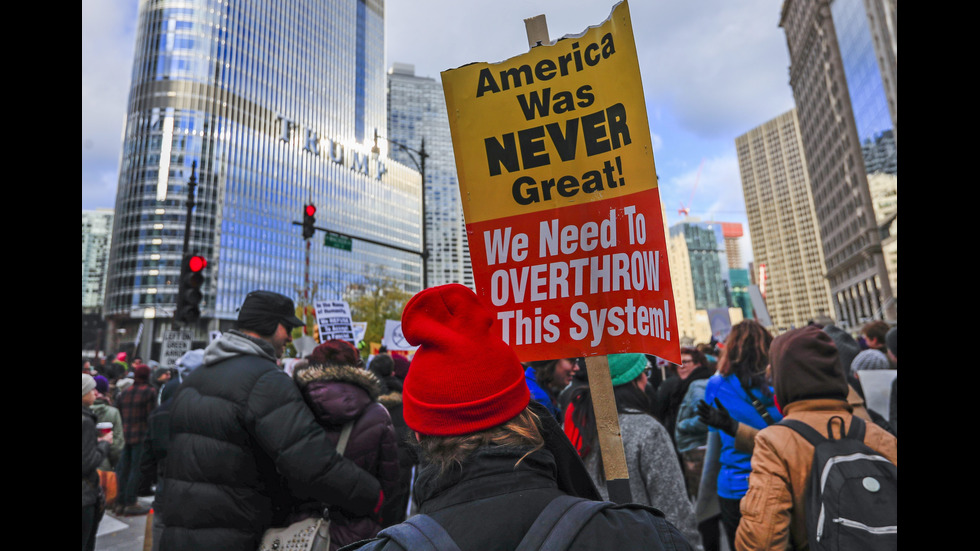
[771,325,849,407]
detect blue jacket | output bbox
[525,367,560,419]
[702,374,781,499]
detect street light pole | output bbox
[373,129,430,289]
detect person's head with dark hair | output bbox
[309,339,363,368]
[529,358,579,396]
[679,347,708,380]
[369,353,395,379]
[235,290,305,357]
[861,320,891,352]
[885,326,897,363]
[717,319,774,394]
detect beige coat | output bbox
[733,399,897,551]
[732,385,872,453]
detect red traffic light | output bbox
[188,255,207,272]
[305,204,316,217]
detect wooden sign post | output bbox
[442,0,680,503]
[523,15,632,505]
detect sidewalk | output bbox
[95,495,154,551]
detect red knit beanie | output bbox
[401,284,530,436]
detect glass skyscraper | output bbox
[669,222,730,311]
[104,0,423,352]
[386,63,473,290]
[780,0,897,328]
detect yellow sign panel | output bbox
[441,1,679,363]
[442,0,658,224]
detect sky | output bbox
[82,0,797,266]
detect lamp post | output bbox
[372,129,430,289]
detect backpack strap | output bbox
[776,419,827,448]
[515,495,612,551]
[374,514,462,551]
[845,415,866,441]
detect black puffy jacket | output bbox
[159,331,381,551]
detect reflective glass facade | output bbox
[105,0,422,334]
[780,0,897,328]
[669,222,729,311]
[387,63,473,289]
[832,0,896,175]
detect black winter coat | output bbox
[292,363,401,550]
[82,407,109,507]
[341,447,694,551]
[159,331,381,551]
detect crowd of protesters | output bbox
[84,285,896,551]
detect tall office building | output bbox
[736,109,834,333]
[83,208,115,310]
[670,221,730,310]
[720,222,744,270]
[779,0,897,329]
[104,0,423,355]
[386,62,473,289]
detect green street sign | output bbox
[324,231,352,251]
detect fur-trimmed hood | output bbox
[378,389,403,410]
[294,363,381,401]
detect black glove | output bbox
[696,398,739,437]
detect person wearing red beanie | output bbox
[344,284,696,551]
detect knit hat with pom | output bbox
[400,284,530,436]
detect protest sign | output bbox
[161,330,191,369]
[442,0,678,363]
[351,321,367,344]
[313,300,355,343]
[383,319,419,352]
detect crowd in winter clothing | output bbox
[83,285,896,551]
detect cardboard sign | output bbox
[442,0,679,363]
[313,300,355,343]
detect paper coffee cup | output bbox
[96,422,113,435]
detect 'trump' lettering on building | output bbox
[441,1,679,363]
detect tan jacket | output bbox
[733,399,898,551]
[732,385,871,453]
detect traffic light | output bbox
[176,254,207,324]
[302,204,316,239]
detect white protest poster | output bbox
[858,369,896,419]
[162,330,192,369]
[352,321,368,344]
[314,300,356,343]
[383,319,419,352]
[293,335,317,358]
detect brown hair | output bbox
[680,346,707,368]
[415,406,545,476]
[861,320,890,349]
[717,320,773,394]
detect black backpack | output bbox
[339,494,688,551]
[778,416,897,550]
